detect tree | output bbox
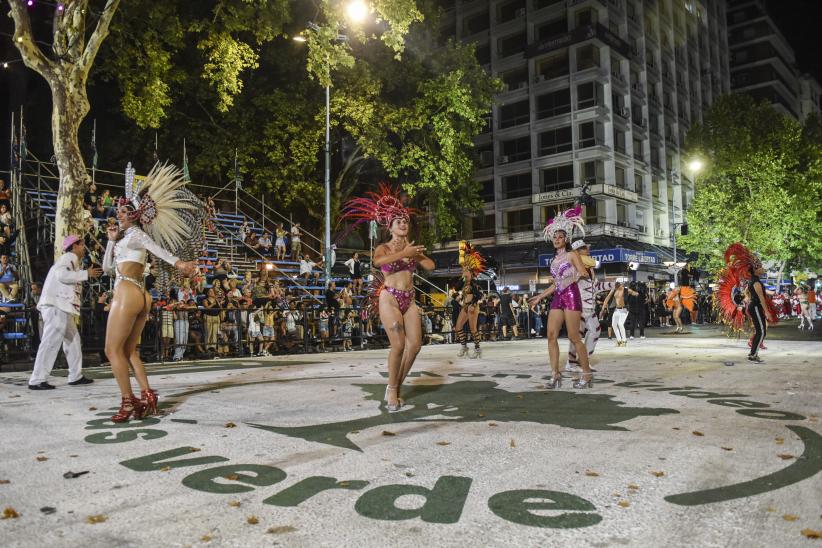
[679,94,822,275]
[8,0,122,256]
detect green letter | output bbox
[736,409,806,421]
[182,465,286,494]
[85,429,167,444]
[707,399,769,408]
[488,490,602,528]
[355,476,472,523]
[669,391,748,399]
[120,447,228,472]
[264,476,369,506]
[85,417,161,430]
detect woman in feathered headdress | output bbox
[452,242,486,359]
[102,162,204,423]
[527,206,593,389]
[342,183,434,412]
[716,242,776,363]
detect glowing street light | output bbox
[345,0,369,24]
[687,159,704,173]
[292,35,307,43]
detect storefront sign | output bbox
[532,188,581,204]
[539,248,657,267]
[588,184,638,202]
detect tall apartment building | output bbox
[726,0,820,121]
[432,0,730,286]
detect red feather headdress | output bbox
[341,183,418,227]
[462,243,486,276]
[716,242,777,329]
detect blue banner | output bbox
[539,248,657,267]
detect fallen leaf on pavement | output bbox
[201,534,212,542]
[777,454,795,460]
[247,516,259,525]
[775,438,784,445]
[2,507,20,519]
[628,484,640,490]
[618,500,630,508]
[801,529,822,539]
[382,431,396,437]
[228,500,241,508]
[86,514,107,524]
[88,407,97,411]
[510,439,516,448]
[650,471,665,477]
[189,448,201,453]
[225,422,236,428]
[766,507,776,512]
[488,423,498,427]
[478,412,486,417]
[267,526,297,534]
[0,480,10,484]
[40,507,56,514]
[160,466,171,472]
[692,431,704,437]
[436,441,451,446]
[585,470,600,477]
[224,474,240,481]
[783,514,799,522]
[721,447,734,451]
[36,456,48,462]
[63,471,89,479]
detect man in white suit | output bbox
[28,235,102,390]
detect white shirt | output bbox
[299,259,316,275]
[38,251,88,316]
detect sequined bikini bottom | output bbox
[384,286,414,314]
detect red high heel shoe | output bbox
[140,389,158,417]
[111,396,146,423]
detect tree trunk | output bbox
[51,82,92,259]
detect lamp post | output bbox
[296,2,369,287]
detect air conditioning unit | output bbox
[516,8,526,18]
[498,155,510,164]
[533,74,546,83]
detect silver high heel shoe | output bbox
[573,373,594,389]
[384,385,401,412]
[545,374,562,389]
[457,345,468,357]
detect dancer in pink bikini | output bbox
[342,184,434,411]
[528,206,593,389]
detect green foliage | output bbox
[93,0,498,244]
[681,94,822,272]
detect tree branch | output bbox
[7,0,55,76]
[79,0,122,73]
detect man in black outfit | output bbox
[627,282,648,339]
[325,281,340,337]
[498,286,518,339]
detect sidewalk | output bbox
[1,334,819,547]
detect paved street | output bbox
[1,325,820,547]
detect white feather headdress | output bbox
[543,205,585,241]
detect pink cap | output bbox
[62,234,82,251]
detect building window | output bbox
[535,88,571,119]
[536,17,567,40]
[576,44,600,71]
[534,0,563,9]
[578,121,602,148]
[476,144,493,168]
[463,11,490,35]
[633,137,643,161]
[614,130,626,154]
[536,49,569,81]
[537,126,573,156]
[476,43,491,64]
[471,213,496,238]
[585,199,601,224]
[540,164,574,192]
[577,82,599,109]
[617,203,628,225]
[499,99,530,129]
[479,179,495,202]
[500,136,531,162]
[505,208,534,233]
[581,160,604,185]
[652,179,660,199]
[575,8,597,28]
[502,172,533,199]
[500,66,528,90]
[634,174,644,195]
[615,166,626,188]
[497,0,526,23]
[498,31,527,58]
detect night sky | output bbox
[765,0,822,81]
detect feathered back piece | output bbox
[462,243,486,276]
[724,242,762,281]
[122,162,207,292]
[543,205,585,241]
[716,242,777,330]
[341,183,418,227]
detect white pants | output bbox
[173,319,189,360]
[809,303,817,321]
[612,308,629,343]
[567,311,600,366]
[29,306,83,385]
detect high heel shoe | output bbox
[140,389,158,417]
[573,373,594,389]
[111,395,146,423]
[545,374,562,390]
[384,385,401,413]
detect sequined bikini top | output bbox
[381,257,416,274]
[551,250,578,291]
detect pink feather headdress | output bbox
[341,183,418,227]
[543,205,585,241]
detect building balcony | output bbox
[586,222,638,239]
[588,183,639,203]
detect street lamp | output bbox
[294,3,370,287]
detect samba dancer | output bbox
[103,163,203,422]
[527,207,593,389]
[453,244,486,359]
[342,184,434,412]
